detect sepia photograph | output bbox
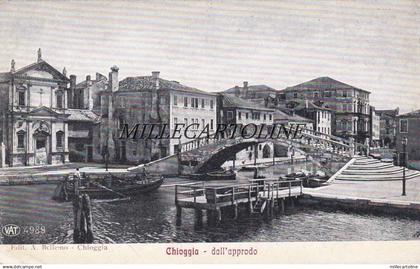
[0,0,419,265]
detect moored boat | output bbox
[53,173,164,201]
[190,169,236,181]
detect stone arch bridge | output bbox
[128,128,369,176]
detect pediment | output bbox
[29,106,62,116]
[15,60,69,82]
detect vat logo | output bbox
[1,224,21,237]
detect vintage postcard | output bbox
[0,0,419,266]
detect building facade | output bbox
[224,81,278,106]
[284,100,332,136]
[218,93,275,161]
[281,77,370,143]
[376,108,399,148]
[370,107,380,148]
[396,110,420,162]
[98,71,218,164]
[0,50,70,166]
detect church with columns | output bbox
[0,49,71,166]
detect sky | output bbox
[0,0,419,113]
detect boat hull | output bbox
[65,177,164,200]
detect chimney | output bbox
[70,75,76,89]
[152,71,160,90]
[86,75,92,86]
[242,81,249,98]
[109,66,119,92]
[10,59,15,73]
[69,75,77,108]
[37,48,42,63]
[62,67,67,77]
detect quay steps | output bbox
[334,156,420,181]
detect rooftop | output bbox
[273,109,313,123]
[224,84,278,94]
[220,93,274,111]
[118,75,215,96]
[283,77,370,94]
[398,109,420,118]
[66,109,100,122]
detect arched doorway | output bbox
[262,144,271,158]
[33,121,50,165]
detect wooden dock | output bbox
[175,179,303,227]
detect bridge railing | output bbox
[177,124,368,158]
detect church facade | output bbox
[0,50,70,166]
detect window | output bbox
[118,117,124,129]
[18,91,25,106]
[174,95,178,106]
[314,92,319,99]
[184,97,188,107]
[210,100,214,109]
[201,119,205,127]
[56,93,63,108]
[269,114,272,121]
[184,118,188,125]
[17,132,25,149]
[400,119,408,133]
[173,117,178,127]
[293,92,298,98]
[246,113,249,119]
[201,99,205,108]
[210,119,214,130]
[56,131,63,148]
[238,112,242,120]
[263,114,266,121]
[191,98,195,108]
[227,111,233,120]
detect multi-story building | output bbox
[273,110,313,130]
[370,106,380,148]
[281,77,371,143]
[396,109,420,162]
[98,71,218,164]
[376,108,399,148]
[284,100,332,136]
[0,49,70,166]
[72,73,108,111]
[217,93,275,161]
[223,81,278,106]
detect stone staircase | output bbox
[335,156,420,181]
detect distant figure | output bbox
[73,168,81,180]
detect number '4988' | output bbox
[22,225,46,234]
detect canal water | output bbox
[1,161,420,244]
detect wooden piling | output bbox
[216,208,222,225]
[176,206,182,226]
[290,197,295,208]
[233,204,238,220]
[280,198,285,214]
[194,209,203,228]
[73,194,94,243]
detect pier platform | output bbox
[175,179,303,226]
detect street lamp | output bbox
[401,137,408,196]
